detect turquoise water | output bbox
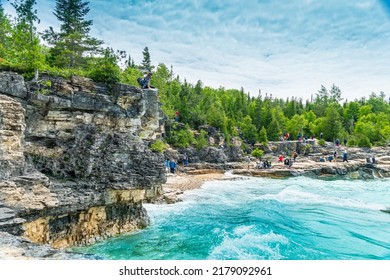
[76,176,390,260]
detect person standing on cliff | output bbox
[140,72,155,89]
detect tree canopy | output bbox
[1,1,390,149]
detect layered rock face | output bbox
[0,72,166,248]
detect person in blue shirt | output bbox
[343,150,348,162]
[183,153,188,167]
[169,159,177,174]
[165,159,170,172]
[141,72,154,89]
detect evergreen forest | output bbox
[1,0,390,150]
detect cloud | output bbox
[3,0,390,100]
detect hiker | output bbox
[263,160,271,169]
[335,138,340,147]
[372,156,376,164]
[183,152,188,167]
[333,150,337,162]
[169,159,177,174]
[343,150,348,162]
[319,156,325,162]
[293,150,298,161]
[320,132,323,139]
[137,72,154,89]
[278,155,284,162]
[344,138,347,146]
[165,159,170,172]
[174,111,179,122]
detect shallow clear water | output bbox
[75,176,390,260]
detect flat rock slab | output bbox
[0,207,15,222]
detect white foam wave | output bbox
[256,186,384,210]
[208,227,288,260]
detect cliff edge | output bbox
[0,72,166,249]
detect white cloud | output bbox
[3,0,390,100]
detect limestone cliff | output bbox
[0,72,167,249]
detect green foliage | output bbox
[195,130,209,150]
[314,103,343,141]
[267,117,281,141]
[251,148,264,159]
[167,127,194,148]
[121,66,143,87]
[43,0,103,69]
[2,1,390,150]
[302,144,311,155]
[286,114,307,140]
[150,139,168,153]
[318,139,326,146]
[258,126,268,145]
[239,116,258,144]
[140,46,154,72]
[88,48,123,84]
[357,135,372,148]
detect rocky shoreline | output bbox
[1,71,390,259]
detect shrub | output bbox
[167,128,194,148]
[347,137,358,147]
[251,148,264,159]
[150,139,168,153]
[357,135,372,148]
[195,130,209,150]
[318,139,326,146]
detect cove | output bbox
[74,177,390,260]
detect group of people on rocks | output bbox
[165,153,189,174]
[279,132,316,143]
[321,150,348,162]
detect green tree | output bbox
[7,0,45,78]
[258,126,268,145]
[195,130,209,150]
[10,0,39,42]
[88,48,123,84]
[44,0,103,68]
[315,103,343,141]
[140,46,154,72]
[0,4,12,61]
[267,116,281,141]
[239,115,258,144]
[286,114,307,140]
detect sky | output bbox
[3,0,390,100]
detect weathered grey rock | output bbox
[0,71,167,251]
[0,94,26,180]
[0,72,27,99]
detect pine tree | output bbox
[125,54,136,69]
[140,46,154,72]
[7,0,43,79]
[10,0,39,42]
[258,126,268,145]
[0,4,12,58]
[43,0,103,68]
